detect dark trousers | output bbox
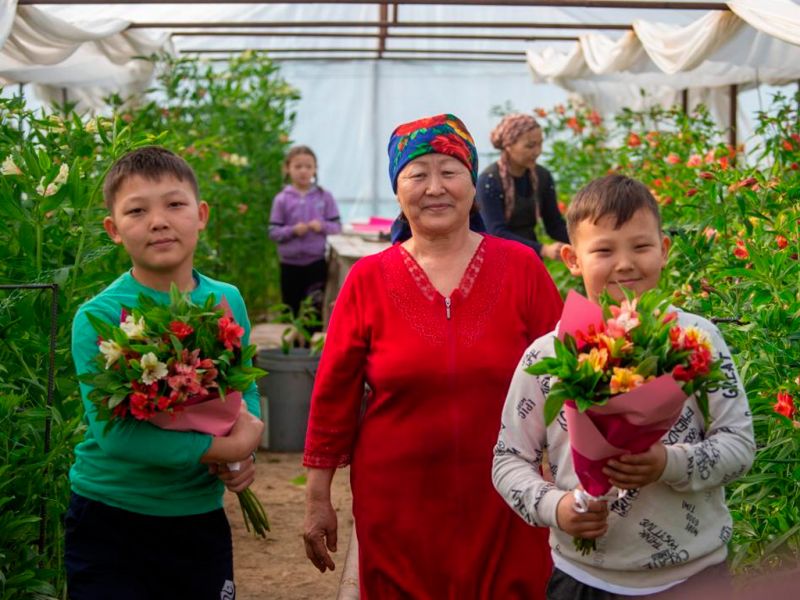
[547,562,733,600]
[279,258,327,317]
[65,493,234,600]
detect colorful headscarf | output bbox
[489,113,542,221]
[387,113,478,193]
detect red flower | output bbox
[776,235,789,250]
[791,133,800,143]
[394,115,447,136]
[429,134,472,168]
[686,188,698,197]
[218,316,244,351]
[588,110,602,126]
[774,391,795,419]
[688,346,712,377]
[733,240,749,260]
[782,139,794,152]
[627,132,641,148]
[717,156,730,170]
[557,201,567,214]
[130,391,154,420]
[169,321,194,340]
[699,171,714,180]
[672,364,693,382]
[791,162,799,170]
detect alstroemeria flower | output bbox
[774,391,795,419]
[120,314,147,339]
[578,347,609,373]
[53,163,69,186]
[609,367,644,394]
[606,300,639,338]
[218,316,244,351]
[1,156,22,176]
[98,339,123,369]
[140,352,168,385]
[169,320,194,340]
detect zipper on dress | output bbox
[445,296,451,320]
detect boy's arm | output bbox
[321,190,342,235]
[268,193,295,242]
[659,322,756,492]
[72,306,212,469]
[492,343,568,529]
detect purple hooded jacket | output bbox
[268,185,342,266]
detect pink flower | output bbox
[686,154,702,168]
[606,300,639,338]
[666,153,681,165]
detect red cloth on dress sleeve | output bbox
[303,259,370,468]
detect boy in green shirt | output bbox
[66,147,264,599]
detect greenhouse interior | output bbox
[1,1,799,599]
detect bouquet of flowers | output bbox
[80,285,270,537]
[527,289,728,554]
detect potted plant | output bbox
[256,297,324,451]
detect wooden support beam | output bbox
[378,4,388,57]
[729,83,738,149]
[171,31,579,42]
[130,20,631,30]
[182,47,524,56]
[19,1,731,8]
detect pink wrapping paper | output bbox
[558,291,687,497]
[148,391,242,436]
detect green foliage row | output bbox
[0,52,296,599]
[534,94,800,572]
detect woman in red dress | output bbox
[303,114,562,599]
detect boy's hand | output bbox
[293,222,309,237]
[603,443,667,489]
[211,454,256,493]
[556,490,608,539]
[308,219,322,233]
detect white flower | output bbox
[224,153,249,167]
[1,156,22,176]
[120,315,146,340]
[53,163,69,186]
[35,179,58,197]
[140,352,168,385]
[98,339,123,369]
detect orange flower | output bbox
[627,132,641,148]
[534,107,547,118]
[776,234,789,249]
[610,367,644,394]
[578,347,609,373]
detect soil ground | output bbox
[226,451,353,600]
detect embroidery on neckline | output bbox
[398,238,487,302]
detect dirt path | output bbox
[226,451,353,600]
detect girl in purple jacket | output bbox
[269,146,341,315]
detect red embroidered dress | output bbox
[304,234,562,599]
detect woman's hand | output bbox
[304,468,338,573]
[541,242,564,261]
[210,454,256,493]
[304,497,338,573]
[603,443,667,489]
[555,490,608,540]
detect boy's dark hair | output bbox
[566,174,662,242]
[103,146,199,211]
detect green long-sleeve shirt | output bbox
[70,270,261,516]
